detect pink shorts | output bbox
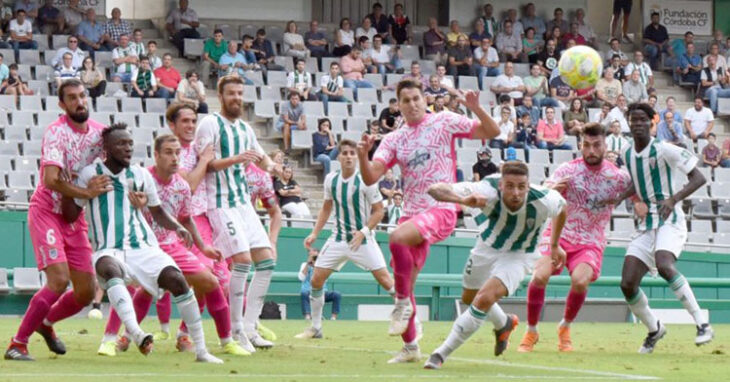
[397,208,458,270]
[28,206,94,273]
[192,214,230,286]
[160,241,206,275]
[539,236,604,282]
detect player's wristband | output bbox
[360,227,371,236]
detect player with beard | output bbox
[518,123,634,353]
[5,79,144,361]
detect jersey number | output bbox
[46,229,57,245]
[227,222,236,236]
[464,258,473,275]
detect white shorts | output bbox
[239,202,272,250]
[462,248,539,296]
[94,247,179,299]
[208,207,251,258]
[626,223,686,274]
[315,237,387,271]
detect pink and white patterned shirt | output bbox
[542,158,632,246]
[179,142,207,216]
[145,167,192,246]
[32,115,106,214]
[245,163,278,209]
[373,111,479,216]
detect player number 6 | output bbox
[46,229,56,245]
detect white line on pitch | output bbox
[0,373,646,380]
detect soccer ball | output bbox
[558,45,603,90]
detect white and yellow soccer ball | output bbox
[558,45,603,90]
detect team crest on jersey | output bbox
[526,218,535,229]
[407,148,430,169]
[48,248,58,260]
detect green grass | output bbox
[0,318,726,381]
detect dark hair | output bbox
[581,123,605,138]
[165,103,197,123]
[133,28,142,34]
[340,17,350,29]
[242,34,253,42]
[58,78,84,100]
[570,98,584,112]
[16,9,25,15]
[358,36,369,44]
[288,91,300,100]
[372,2,382,9]
[666,96,675,102]
[317,118,331,132]
[611,54,621,60]
[554,7,563,13]
[213,28,223,35]
[525,27,535,35]
[708,132,716,139]
[329,61,339,68]
[627,102,656,119]
[651,12,660,18]
[685,31,694,37]
[102,123,129,142]
[610,38,619,44]
[502,161,529,177]
[8,63,17,70]
[185,69,198,79]
[163,53,173,59]
[373,34,383,41]
[694,95,703,101]
[139,55,149,62]
[396,79,423,99]
[545,105,556,113]
[154,134,179,152]
[295,58,305,66]
[148,40,157,46]
[339,139,357,151]
[498,94,511,104]
[256,28,266,36]
[388,98,397,104]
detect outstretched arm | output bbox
[427,182,487,208]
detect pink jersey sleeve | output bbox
[40,124,66,169]
[441,111,479,138]
[372,132,398,169]
[179,180,192,219]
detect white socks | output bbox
[243,260,275,334]
[559,318,571,328]
[627,289,659,332]
[434,305,486,359]
[487,303,508,329]
[669,274,707,326]
[229,263,250,336]
[174,290,208,356]
[310,288,325,330]
[106,278,145,344]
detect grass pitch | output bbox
[0,317,726,381]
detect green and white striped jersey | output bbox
[606,134,631,154]
[195,112,265,210]
[454,177,566,253]
[324,171,383,242]
[388,204,403,225]
[624,138,697,230]
[75,158,161,251]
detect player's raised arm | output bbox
[459,90,500,139]
[357,134,386,185]
[427,182,488,208]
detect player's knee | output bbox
[158,266,189,296]
[656,264,676,282]
[571,273,592,293]
[620,279,638,298]
[389,229,409,245]
[95,258,123,283]
[531,272,550,287]
[198,272,219,293]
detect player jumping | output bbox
[518,123,634,352]
[357,79,499,363]
[424,162,566,369]
[296,139,395,339]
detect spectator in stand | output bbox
[677,42,702,86]
[356,17,377,42]
[648,94,660,133]
[703,42,727,73]
[388,192,404,224]
[37,0,62,35]
[218,40,253,84]
[369,34,402,77]
[129,28,146,56]
[9,10,37,59]
[379,98,401,133]
[340,47,373,92]
[625,51,654,91]
[131,56,167,99]
[52,35,85,69]
[721,137,730,167]
[524,64,557,107]
[563,22,586,46]
[53,52,80,89]
[428,95,447,113]
[469,19,490,48]
[562,98,587,136]
[367,2,390,42]
[424,74,449,105]
[154,53,180,101]
[656,111,684,146]
[366,121,383,160]
[78,56,106,100]
[574,8,597,47]
[147,41,162,70]
[1,63,32,96]
[548,73,575,109]
[14,0,37,26]
[473,147,498,181]
[708,29,727,54]
[479,3,499,38]
[436,64,456,90]
[165,0,200,56]
[299,249,342,320]
[287,58,316,101]
[201,29,226,87]
[104,7,131,48]
[493,94,517,126]
[398,61,428,88]
[608,54,626,81]
[522,28,541,64]
[604,38,628,66]
[490,106,516,149]
[111,34,138,83]
[666,31,694,70]
[240,35,261,75]
[609,0,632,43]
[447,34,474,79]
[592,102,611,124]
[700,55,728,108]
[516,110,538,148]
[702,133,722,168]
[0,54,10,84]
[660,96,683,124]
[78,9,109,55]
[379,169,401,202]
[275,166,312,218]
[312,118,339,175]
[388,3,411,45]
[605,120,630,153]
[536,106,571,150]
[595,67,623,106]
[537,38,560,77]
[521,3,546,38]
[607,94,630,133]
[545,8,569,40]
[623,70,648,104]
[358,36,374,71]
[502,9,524,38]
[642,12,669,70]
[491,61,525,105]
[495,20,522,62]
[283,20,310,59]
[277,92,306,154]
[333,18,354,57]
[684,96,714,141]
[61,0,85,35]
[252,28,285,72]
[318,61,347,115]
[517,95,540,126]
[304,20,328,58]
[424,17,447,65]
[175,69,207,114]
[447,96,465,114]
[446,20,468,48]
[473,37,500,90]
[0,5,11,35]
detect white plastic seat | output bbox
[302,101,325,117]
[121,98,143,113]
[114,113,137,128]
[0,268,10,294]
[4,125,27,141]
[267,69,289,86]
[260,86,282,101]
[18,50,40,65]
[291,130,313,149]
[19,95,42,111]
[8,171,33,190]
[327,102,349,118]
[96,97,118,112]
[254,100,276,119]
[12,267,42,293]
[145,98,167,114]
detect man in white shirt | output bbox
[604,38,628,66]
[318,61,347,115]
[702,42,728,74]
[607,94,630,133]
[574,9,597,47]
[9,9,38,59]
[111,34,139,83]
[436,64,455,90]
[51,35,86,69]
[165,0,200,55]
[684,96,715,141]
[53,52,79,89]
[368,34,401,78]
[701,55,730,114]
[473,37,500,90]
[624,51,654,90]
[490,61,525,105]
[286,58,315,101]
